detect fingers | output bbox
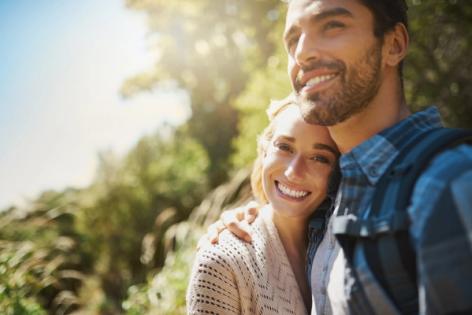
[235,209,245,221]
[245,201,260,224]
[200,202,261,249]
[207,220,225,245]
[222,210,252,243]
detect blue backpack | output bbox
[333,128,472,314]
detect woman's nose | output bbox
[284,155,305,182]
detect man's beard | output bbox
[295,42,383,126]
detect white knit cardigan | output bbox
[186,207,308,315]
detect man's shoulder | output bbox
[419,143,472,183]
[414,142,472,207]
[409,146,472,313]
[410,142,472,204]
[408,143,472,242]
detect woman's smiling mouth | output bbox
[275,180,311,200]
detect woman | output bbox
[186,96,339,314]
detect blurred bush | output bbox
[123,169,252,315]
[0,190,90,315]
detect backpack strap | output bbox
[334,127,472,315]
[371,128,472,313]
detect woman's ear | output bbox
[383,23,409,67]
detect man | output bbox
[207,0,472,314]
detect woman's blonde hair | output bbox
[250,94,298,204]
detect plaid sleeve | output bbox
[416,151,472,315]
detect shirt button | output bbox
[369,168,378,177]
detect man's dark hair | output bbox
[359,0,409,38]
[359,0,408,81]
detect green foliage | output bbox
[231,34,291,168]
[123,223,201,315]
[0,241,48,315]
[123,168,252,315]
[74,126,209,312]
[405,0,472,128]
[230,61,291,168]
[0,190,90,315]
[0,126,209,314]
[123,0,287,186]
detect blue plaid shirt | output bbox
[306,196,333,286]
[307,106,472,314]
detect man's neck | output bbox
[329,78,410,154]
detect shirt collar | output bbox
[339,106,443,185]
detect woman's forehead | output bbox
[273,106,330,140]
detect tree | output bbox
[405,0,472,128]
[123,0,287,186]
[76,127,209,313]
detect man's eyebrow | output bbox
[284,7,353,43]
[313,143,340,157]
[310,7,354,23]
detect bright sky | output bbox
[0,0,190,210]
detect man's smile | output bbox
[302,73,338,94]
[305,74,337,87]
[296,67,342,95]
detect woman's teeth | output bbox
[277,182,309,199]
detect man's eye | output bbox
[323,21,345,31]
[285,36,300,54]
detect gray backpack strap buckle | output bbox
[334,211,410,238]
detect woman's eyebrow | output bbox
[313,143,339,157]
[276,135,296,142]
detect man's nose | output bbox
[284,155,305,182]
[294,32,320,68]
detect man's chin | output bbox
[299,99,343,127]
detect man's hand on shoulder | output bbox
[197,201,260,249]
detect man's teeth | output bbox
[277,182,309,199]
[305,74,336,87]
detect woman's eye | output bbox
[276,143,292,153]
[311,155,330,164]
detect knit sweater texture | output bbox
[186,207,308,315]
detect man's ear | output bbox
[383,23,409,67]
